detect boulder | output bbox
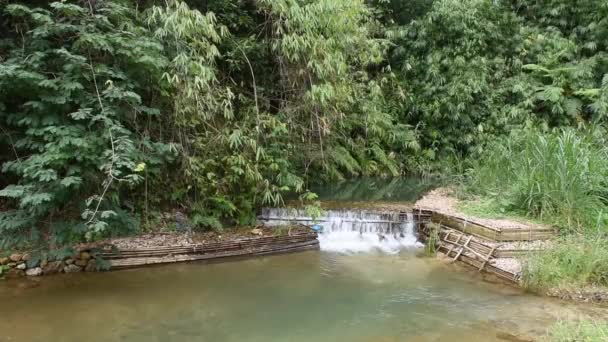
[25,267,43,277]
[63,264,82,273]
[65,258,74,265]
[0,257,8,265]
[21,253,31,261]
[74,259,88,267]
[16,263,26,270]
[80,252,92,261]
[9,253,22,262]
[84,259,97,272]
[43,261,64,275]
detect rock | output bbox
[63,264,82,273]
[65,258,74,265]
[84,259,97,272]
[40,260,48,268]
[21,253,31,261]
[0,257,8,265]
[16,263,26,270]
[80,252,92,261]
[43,261,63,275]
[250,228,263,236]
[75,259,88,267]
[175,211,193,232]
[9,253,22,262]
[7,262,16,268]
[25,267,43,277]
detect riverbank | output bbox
[415,187,608,304]
[1,225,317,278]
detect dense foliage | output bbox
[1,0,607,249]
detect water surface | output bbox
[1,251,604,342]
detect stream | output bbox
[1,178,606,341]
[1,250,606,341]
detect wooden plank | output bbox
[431,212,556,241]
[109,240,319,269]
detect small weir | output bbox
[259,208,421,254]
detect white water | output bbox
[259,208,422,254]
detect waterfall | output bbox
[258,208,421,254]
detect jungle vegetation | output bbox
[1,0,607,264]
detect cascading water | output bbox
[259,208,422,254]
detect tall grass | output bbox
[548,319,608,342]
[523,236,608,290]
[467,127,608,233]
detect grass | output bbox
[547,319,608,342]
[522,236,608,291]
[459,127,608,291]
[465,127,608,233]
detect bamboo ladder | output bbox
[440,229,497,272]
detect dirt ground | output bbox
[414,188,552,230]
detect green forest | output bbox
[1,0,607,286]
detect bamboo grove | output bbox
[0,0,607,248]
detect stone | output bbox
[21,253,31,261]
[7,262,16,268]
[25,267,43,277]
[0,257,8,265]
[9,253,22,262]
[16,263,26,270]
[75,259,88,267]
[80,252,92,261]
[65,258,74,265]
[63,264,82,273]
[250,228,263,236]
[84,259,97,272]
[42,261,63,275]
[40,260,48,268]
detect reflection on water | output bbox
[0,251,605,342]
[309,177,436,202]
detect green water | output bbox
[309,177,436,202]
[1,251,605,342]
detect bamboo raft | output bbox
[102,232,319,269]
[431,212,556,241]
